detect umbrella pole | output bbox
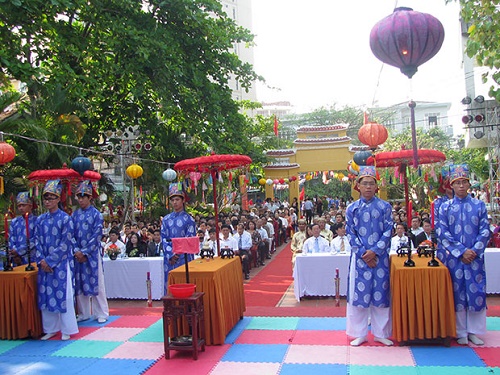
[403,167,410,227]
[212,170,221,256]
[184,253,189,283]
[409,101,419,168]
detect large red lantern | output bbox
[370,7,444,79]
[358,123,388,150]
[0,141,16,195]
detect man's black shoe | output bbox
[245,273,250,280]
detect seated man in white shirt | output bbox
[390,223,410,255]
[232,223,253,280]
[219,224,238,259]
[302,224,330,254]
[330,223,351,254]
[410,216,424,249]
[104,228,126,257]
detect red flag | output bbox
[363,111,369,125]
[274,115,279,136]
[299,186,305,201]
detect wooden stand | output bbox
[162,292,206,360]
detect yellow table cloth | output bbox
[168,257,245,345]
[391,254,456,342]
[0,265,42,339]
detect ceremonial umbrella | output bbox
[367,149,446,228]
[174,154,252,254]
[27,164,101,208]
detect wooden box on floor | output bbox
[162,292,206,360]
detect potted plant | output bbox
[105,243,121,260]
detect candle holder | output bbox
[404,244,415,267]
[220,247,234,259]
[427,239,439,267]
[25,245,35,271]
[199,242,214,259]
[1,244,13,271]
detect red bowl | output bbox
[169,283,196,298]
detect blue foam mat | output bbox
[410,346,486,367]
[296,317,347,331]
[221,343,289,363]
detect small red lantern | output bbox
[358,123,388,150]
[0,142,15,165]
[279,178,285,184]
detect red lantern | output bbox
[0,141,16,195]
[358,123,388,150]
[279,178,285,184]
[0,142,15,165]
[370,7,444,79]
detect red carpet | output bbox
[244,243,294,307]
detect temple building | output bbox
[263,124,361,205]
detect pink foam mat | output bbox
[104,341,165,360]
[80,327,144,341]
[474,347,500,367]
[235,330,296,344]
[292,331,350,345]
[348,346,415,366]
[106,315,161,328]
[210,361,282,375]
[144,344,231,374]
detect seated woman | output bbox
[125,232,147,257]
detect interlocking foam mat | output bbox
[2,316,500,375]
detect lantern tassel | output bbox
[0,176,3,195]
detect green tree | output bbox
[458,0,500,100]
[0,0,261,161]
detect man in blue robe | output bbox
[9,192,36,266]
[73,180,108,324]
[437,164,490,345]
[345,166,393,346]
[161,183,196,292]
[35,179,78,341]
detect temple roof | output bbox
[294,136,351,144]
[264,163,300,170]
[265,149,296,157]
[296,124,349,133]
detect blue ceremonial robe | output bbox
[35,209,74,313]
[161,210,196,286]
[434,195,451,263]
[8,214,37,265]
[346,196,393,308]
[437,194,490,312]
[73,205,103,296]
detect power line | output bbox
[0,131,175,168]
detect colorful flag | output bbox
[274,115,279,136]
